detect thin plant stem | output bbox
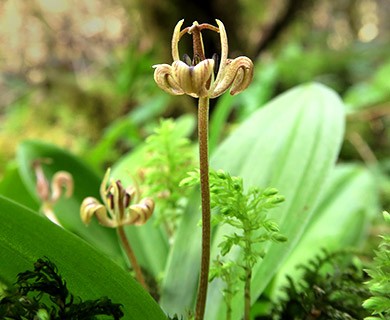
[225,285,233,320]
[117,226,148,291]
[244,266,252,320]
[195,96,211,320]
[243,230,252,320]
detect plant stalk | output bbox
[243,229,252,320]
[117,226,148,290]
[225,287,233,320]
[195,96,211,320]
[244,266,252,320]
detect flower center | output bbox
[179,22,219,64]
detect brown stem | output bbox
[244,266,252,320]
[117,226,148,290]
[347,131,378,165]
[195,97,211,320]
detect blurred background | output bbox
[0,0,389,181]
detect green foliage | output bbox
[208,257,240,320]
[1,2,388,317]
[85,95,171,171]
[344,58,390,110]
[363,211,390,320]
[167,315,185,320]
[142,118,196,235]
[269,163,378,300]
[207,169,286,320]
[3,83,374,320]
[162,83,345,319]
[182,168,286,319]
[267,250,371,320]
[16,140,124,265]
[182,169,287,262]
[0,195,167,320]
[0,257,124,319]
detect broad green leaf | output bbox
[269,164,378,299]
[209,83,345,320]
[0,196,167,320]
[0,162,39,211]
[160,83,345,319]
[16,140,124,265]
[209,62,279,153]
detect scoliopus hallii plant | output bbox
[153,19,254,320]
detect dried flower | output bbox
[33,159,73,204]
[80,169,154,228]
[33,159,73,226]
[153,19,254,98]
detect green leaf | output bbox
[16,140,124,265]
[0,162,39,211]
[85,95,171,170]
[209,94,236,153]
[160,83,345,318]
[270,163,378,298]
[0,195,166,320]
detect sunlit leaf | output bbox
[269,164,378,299]
[0,162,39,211]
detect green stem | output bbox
[195,97,211,320]
[243,230,252,320]
[244,266,252,320]
[117,226,148,291]
[225,284,233,320]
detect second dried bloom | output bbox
[80,169,154,228]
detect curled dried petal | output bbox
[51,171,74,203]
[33,161,50,202]
[213,19,228,86]
[108,178,123,220]
[171,19,184,61]
[100,168,111,206]
[153,64,185,96]
[210,56,254,98]
[125,186,137,204]
[80,197,115,227]
[128,198,155,226]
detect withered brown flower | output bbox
[80,169,154,228]
[153,19,254,99]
